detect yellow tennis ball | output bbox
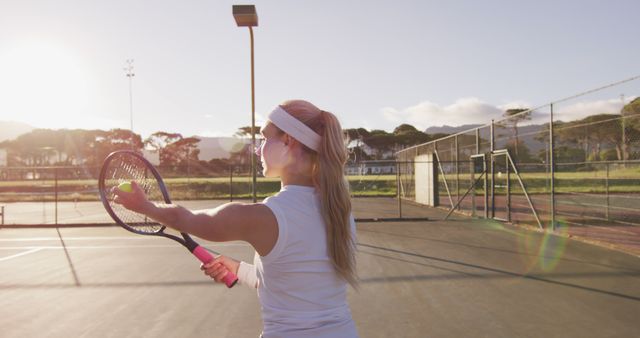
[118,181,133,193]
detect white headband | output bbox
[267,106,321,151]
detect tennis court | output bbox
[2,198,639,337]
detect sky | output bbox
[0,0,638,139]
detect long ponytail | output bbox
[279,100,358,287]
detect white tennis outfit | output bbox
[245,185,358,338]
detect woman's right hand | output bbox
[201,255,240,284]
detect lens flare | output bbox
[537,221,569,272]
[218,138,247,153]
[515,220,569,275]
[478,219,570,278]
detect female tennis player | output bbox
[113,100,359,338]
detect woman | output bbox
[113,100,359,338]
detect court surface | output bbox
[1,200,640,337]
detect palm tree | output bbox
[503,108,531,158]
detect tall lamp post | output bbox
[233,5,258,203]
[124,59,135,150]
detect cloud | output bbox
[554,98,630,122]
[381,97,506,130]
[381,96,637,130]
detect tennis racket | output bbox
[98,150,238,288]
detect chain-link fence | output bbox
[0,160,411,225]
[2,76,639,230]
[398,75,640,232]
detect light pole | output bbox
[233,5,258,203]
[124,59,135,150]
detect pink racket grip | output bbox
[192,246,239,288]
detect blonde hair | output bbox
[278,100,358,287]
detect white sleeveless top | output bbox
[256,185,358,338]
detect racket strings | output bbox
[106,154,164,234]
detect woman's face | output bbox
[256,123,289,177]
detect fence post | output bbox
[54,167,58,225]
[550,104,556,231]
[229,164,234,202]
[471,157,476,217]
[506,154,511,222]
[396,161,402,218]
[490,119,495,218]
[455,135,459,210]
[474,127,480,218]
[605,162,610,221]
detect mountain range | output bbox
[424,124,483,135]
[425,123,547,155]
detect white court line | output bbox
[0,237,248,243]
[0,248,44,262]
[0,237,165,242]
[0,243,250,250]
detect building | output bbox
[345,160,396,175]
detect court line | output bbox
[0,236,172,242]
[0,237,249,242]
[0,243,251,250]
[0,248,44,262]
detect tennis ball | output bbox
[118,181,133,193]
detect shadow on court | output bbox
[1,199,640,337]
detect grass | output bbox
[1,170,638,203]
[0,175,398,202]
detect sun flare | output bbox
[0,40,93,129]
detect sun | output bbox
[0,40,92,129]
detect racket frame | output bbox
[98,150,238,288]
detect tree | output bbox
[393,124,419,135]
[392,124,431,147]
[92,129,143,165]
[0,128,144,167]
[583,114,625,161]
[621,97,640,160]
[163,137,201,167]
[622,96,640,116]
[365,130,396,159]
[344,128,370,141]
[144,132,183,166]
[234,126,261,138]
[505,140,534,163]
[502,108,531,158]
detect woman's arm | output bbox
[114,183,278,256]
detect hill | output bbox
[0,121,35,142]
[424,123,547,156]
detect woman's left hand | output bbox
[112,181,154,214]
